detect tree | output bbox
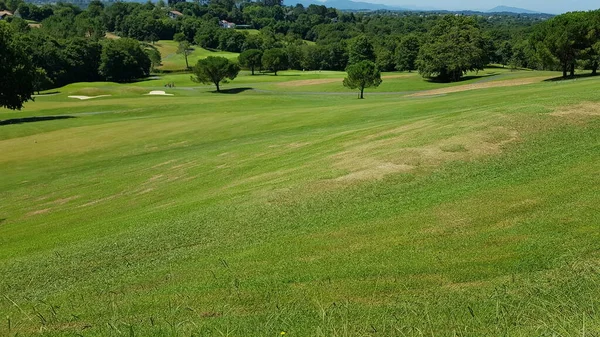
[32,67,52,94]
[531,12,589,78]
[173,32,186,43]
[0,22,35,110]
[177,41,193,69]
[395,34,420,72]
[416,16,487,82]
[145,47,162,72]
[99,38,151,82]
[262,48,287,75]
[191,56,240,92]
[342,60,382,99]
[238,49,263,75]
[348,35,375,65]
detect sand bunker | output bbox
[68,95,111,100]
[407,77,551,97]
[145,91,173,96]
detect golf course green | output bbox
[0,69,598,336]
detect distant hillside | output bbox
[284,0,408,11]
[487,6,539,14]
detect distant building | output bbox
[219,20,236,29]
[0,10,13,20]
[168,10,183,20]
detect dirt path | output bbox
[407,76,551,97]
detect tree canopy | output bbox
[191,56,240,92]
[348,35,375,65]
[0,22,35,110]
[99,38,151,82]
[238,49,263,75]
[342,60,382,99]
[261,48,288,75]
[417,16,488,82]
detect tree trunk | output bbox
[592,62,598,76]
[251,65,255,75]
[215,82,220,92]
[185,54,189,70]
[570,63,575,77]
[359,87,364,99]
[562,63,567,78]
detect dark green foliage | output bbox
[343,60,382,99]
[395,34,420,72]
[238,49,263,75]
[262,48,288,75]
[16,3,53,22]
[375,47,395,72]
[191,56,240,92]
[145,46,162,71]
[99,38,151,82]
[0,22,34,110]
[348,35,375,64]
[530,11,600,78]
[417,16,488,82]
[32,67,52,95]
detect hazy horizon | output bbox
[319,0,599,14]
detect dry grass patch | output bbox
[330,122,520,183]
[277,78,344,88]
[408,77,551,97]
[550,102,600,117]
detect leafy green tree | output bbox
[531,12,589,78]
[177,41,193,69]
[238,49,263,75]
[145,46,162,71]
[416,16,487,82]
[99,38,151,82]
[5,0,22,11]
[0,22,35,110]
[342,60,382,99]
[191,56,240,92]
[395,34,420,72]
[348,35,375,65]
[173,32,186,43]
[375,47,395,72]
[262,48,287,75]
[497,41,514,67]
[32,67,52,94]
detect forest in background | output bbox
[1,0,600,93]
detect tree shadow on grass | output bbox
[424,72,498,83]
[34,91,60,96]
[544,73,598,82]
[212,87,254,94]
[0,115,76,126]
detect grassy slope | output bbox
[155,40,240,72]
[0,71,599,336]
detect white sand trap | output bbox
[68,95,111,100]
[145,91,173,96]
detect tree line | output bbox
[1,0,600,109]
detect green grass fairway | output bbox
[155,40,240,72]
[0,70,599,336]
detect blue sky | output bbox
[366,0,599,14]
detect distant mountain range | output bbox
[284,0,546,14]
[487,6,539,14]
